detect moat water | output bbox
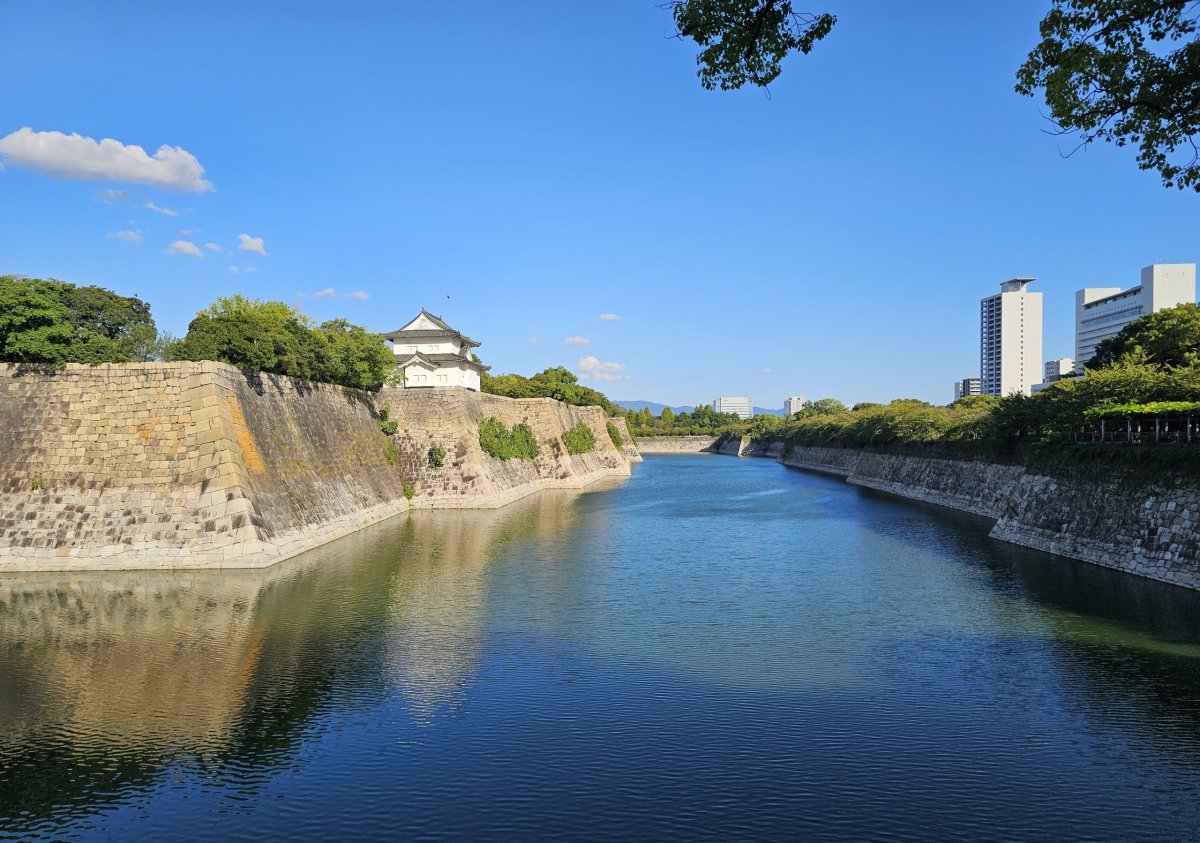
[3,455,1200,841]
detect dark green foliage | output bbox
[0,275,159,364]
[403,485,415,500]
[667,1,837,90]
[377,406,399,436]
[1016,0,1200,191]
[427,444,446,468]
[562,422,596,455]
[169,295,397,389]
[1089,303,1200,369]
[628,403,747,437]
[319,318,398,390]
[606,420,624,448]
[482,365,623,416]
[479,417,540,460]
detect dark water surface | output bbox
[3,455,1200,841]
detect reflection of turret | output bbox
[386,490,589,722]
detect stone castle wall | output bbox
[634,436,721,454]
[0,364,636,571]
[777,444,1200,590]
[383,387,633,508]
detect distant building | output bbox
[1044,358,1074,383]
[784,396,806,417]
[714,396,752,419]
[383,309,488,390]
[953,378,981,401]
[980,278,1043,397]
[1075,263,1196,372]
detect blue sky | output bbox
[1,1,1196,407]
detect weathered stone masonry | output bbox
[776,445,1200,591]
[0,363,636,571]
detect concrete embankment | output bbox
[776,444,1200,590]
[0,363,636,571]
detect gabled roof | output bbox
[383,308,480,347]
[395,351,491,372]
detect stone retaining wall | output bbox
[0,364,636,571]
[634,436,721,454]
[777,444,1200,590]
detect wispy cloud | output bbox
[204,242,221,252]
[595,313,621,321]
[296,287,367,299]
[145,201,178,217]
[96,188,130,204]
[237,233,267,255]
[165,239,204,258]
[564,336,590,347]
[181,228,201,236]
[527,336,540,344]
[0,127,213,191]
[229,264,260,274]
[106,229,142,245]
[577,355,629,382]
[761,367,773,375]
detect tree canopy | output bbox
[0,276,158,364]
[168,295,396,390]
[1014,0,1200,191]
[482,365,623,415]
[1088,302,1200,369]
[667,0,836,90]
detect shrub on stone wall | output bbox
[563,422,596,455]
[479,417,540,460]
[427,444,446,468]
[607,421,623,449]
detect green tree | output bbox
[1016,0,1200,191]
[660,406,675,428]
[0,276,74,363]
[1089,303,1200,368]
[799,397,847,416]
[667,1,837,90]
[317,318,396,390]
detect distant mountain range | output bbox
[614,400,783,417]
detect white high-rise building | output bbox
[1075,264,1196,372]
[953,378,981,401]
[784,396,806,416]
[980,278,1043,397]
[714,396,752,419]
[1044,358,1074,383]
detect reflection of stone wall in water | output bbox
[384,492,587,722]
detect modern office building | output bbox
[784,396,807,416]
[980,278,1043,397]
[714,396,753,419]
[1044,358,1074,384]
[953,378,981,401]
[1074,263,1196,372]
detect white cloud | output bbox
[204,242,221,252]
[762,367,773,375]
[237,233,267,255]
[242,265,260,273]
[297,287,367,299]
[595,313,621,321]
[527,336,540,344]
[165,239,204,258]
[181,228,201,236]
[577,355,629,382]
[96,188,130,204]
[106,229,142,244]
[564,335,590,347]
[145,201,178,217]
[229,265,240,274]
[0,127,213,191]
